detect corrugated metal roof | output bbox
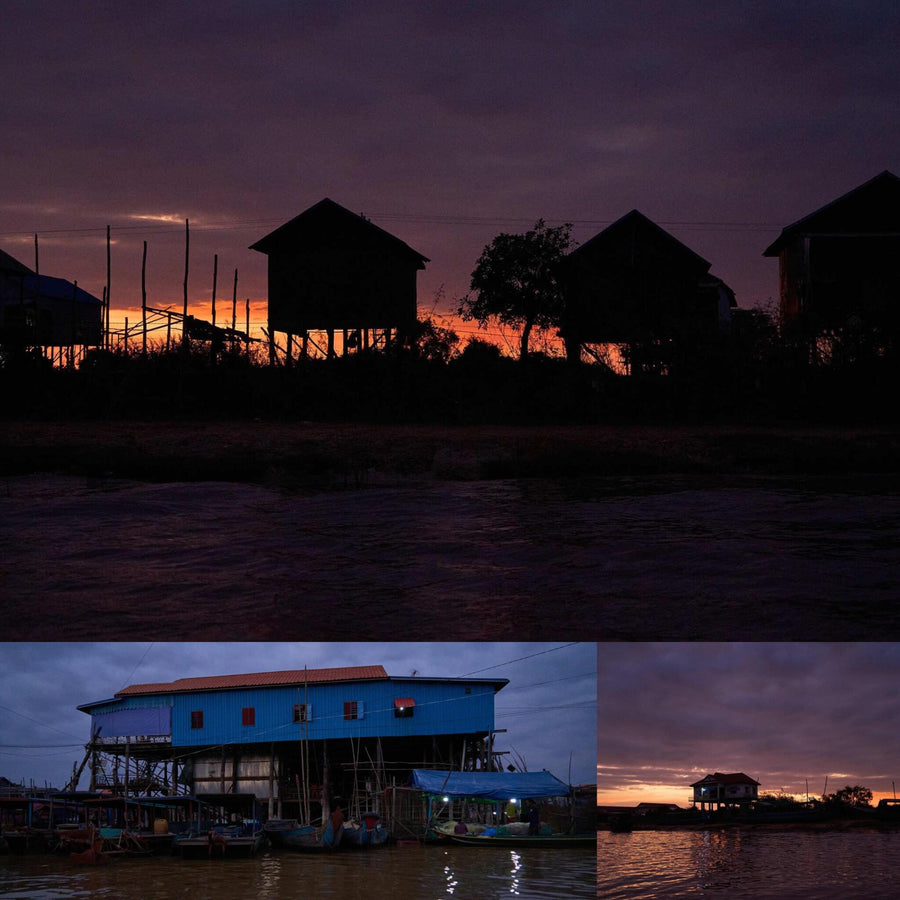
[691,772,759,786]
[118,666,389,696]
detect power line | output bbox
[456,642,582,678]
[0,211,785,241]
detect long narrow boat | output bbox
[262,819,320,850]
[175,826,265,858]
[448,831,596,848]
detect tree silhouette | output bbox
[457,219,572,360]
[825,785,873,807]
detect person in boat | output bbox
[331,805,345,831]
[208,829,227,857]
[505,800,518,824]
[454,820,468,835]
[527,800,541,836]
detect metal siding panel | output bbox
[170,680,496,747]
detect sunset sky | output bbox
[0,641,596,791]
[598,642,900,808]
[3,1,899,347]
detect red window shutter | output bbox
[242,707,255,726]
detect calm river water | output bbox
[0,844,596,899]
[598,829,900,898]
[2,474,899,641]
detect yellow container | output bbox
[153,819,169,834]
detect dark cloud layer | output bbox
[2,1,899,328]
[0,641,595,790]
[598,643,900,804]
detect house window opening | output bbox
[191,710,203,729]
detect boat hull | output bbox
[448,833,596,848]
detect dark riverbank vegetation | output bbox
[2,305,898,428]
[599,786,900,832]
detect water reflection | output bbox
[509,849,522,895]
[443,861,459,894]
[599,829,900,898]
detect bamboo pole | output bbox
[231,269,238,333]
[141,241,148,355]
[211,253,218,328]
[245,297,250,356]
[106,226,111,350]
[70,280,77,367]
[182,218,189,346]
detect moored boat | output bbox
[175,825,265,858]
[448,830,596,848]
[341,812,389,848]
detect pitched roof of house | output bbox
[763,170,900,256]
[117,665,390,696]
[566,209,711,272]
[249,197,429,266]
[0,248,34,275]
[691,772,760,787]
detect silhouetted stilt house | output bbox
[557,210,735,371]
[691,772,759,812]
[77,665,507,830]
[250,199,429,360]
[0,247,102,364]
[763,170,900,363]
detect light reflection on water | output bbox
[0,844,596,900]
[598,829,900,898]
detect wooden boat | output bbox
[448,831,596,848]
[433,819,594,848]
[69,836,109,866]
[263,819,320,850]
[175,825,265,858]
[341,813,389,849]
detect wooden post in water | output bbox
[268,743,275,820]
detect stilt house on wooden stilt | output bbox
[77,664,507,836]
[249,199,429,361]
[0,247,103,365]
[763,170,900,365]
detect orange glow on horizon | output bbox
[598,783,900,809]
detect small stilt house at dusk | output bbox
[0,247,102,359]
[691,772,760,812]
[557,210,735,371]
[250,199,429,360]
[77,665,507,827]
[763,170,900,363]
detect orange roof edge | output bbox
[118,665,389,696]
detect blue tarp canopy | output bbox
[410,770,571,800]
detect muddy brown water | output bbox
[2,473,898,640]
[0,842,597,899]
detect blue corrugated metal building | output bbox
[78,665,508,821]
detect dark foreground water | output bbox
[2,474,898,640]
[598,829,900,898]
[0,843,595,900]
